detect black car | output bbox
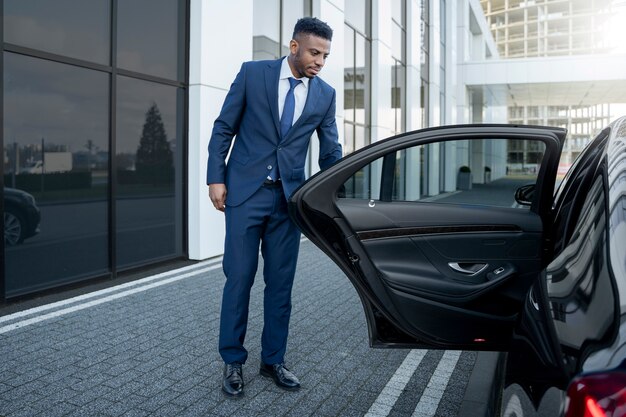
[3,187,41,246]
[289,117,626,416]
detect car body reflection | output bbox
[3,187,41,246]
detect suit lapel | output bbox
[264,60,282,139]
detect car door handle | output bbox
[448,262,488,276]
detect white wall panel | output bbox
[188,0,253,260]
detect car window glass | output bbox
[340,138,546,208]
[546,175,615,354]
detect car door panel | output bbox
[338,198,542,301]
[289,126,565,351]
[336,199,543,232]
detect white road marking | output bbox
[364,349,428,417]
[0,258,222,325]
[0,237,310,333]
[0,263,222,334]
[412,350,462,417]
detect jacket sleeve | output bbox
[206,62,247,185]
[316,88,343,170]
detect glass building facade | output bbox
[8,0,615,301]
[2,0,188,298]
[343,0,372,155]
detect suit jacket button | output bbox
[267,165,272,170]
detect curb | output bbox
[458,351,507,417]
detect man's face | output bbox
[288,34,331,79]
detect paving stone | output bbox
[0,242,478,417]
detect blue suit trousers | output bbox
[219,184,301,365]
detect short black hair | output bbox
[292,17,333,41]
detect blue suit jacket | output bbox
[207,58,342,207]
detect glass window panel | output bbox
[420,79,429,128]
[341,138,546,208]
[355,34,367,125]
[3,53,110,297]
[4,0,110,64]
[345,0,367,34]
[117,0,186,80]
[392,23,404,60]
[340,158,382,200]
[344,123,354,155]
[394,63,406,133]
[440,0,446,43]
[355,125,366,151]
[421,0,430,23]
[115,76,183,269]
[344,28,355,122]
[282,1,305,55]
[392,0,404,25]
[253,0,281,60]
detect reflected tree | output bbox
[136,102,174,184]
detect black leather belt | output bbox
[263,179,282,187]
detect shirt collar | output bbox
[280,57,309,88]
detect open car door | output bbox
[289,125,565,352]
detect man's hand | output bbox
[209,183,227,212]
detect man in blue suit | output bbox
[207,17,342,397]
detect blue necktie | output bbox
[270,77,301,181]
[281,77,302,138]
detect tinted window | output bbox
[117,0,186,80]
[3,53,110,296]
[341,138,546,208]
[4,0,110,64]
[546,176,615,353]
[115,76,183,268]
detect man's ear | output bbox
[289,39,298,55]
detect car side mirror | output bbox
[514,184,535,206]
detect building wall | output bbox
[1,0,503,297]
[2,0,189,298]
[187,0,499,260]
[188,0,355,260]
[188,0,253,260]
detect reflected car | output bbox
[3,187,41,246]
[289,117,626,416]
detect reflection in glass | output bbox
[344,22,370,155]
[115,76,183,269]
[344,123,354,155]
[392,0,404,24]
[344,28,355,123]
[282,1,305,53]
[392,62,406,133]
[117,0,186,80]
[253,0,281,60]
[547,176,614,351]
[420,0,430,129]
[355,34,367,125]
[4,0,110,64]
[3,52,110,297]
[345,0,367,34]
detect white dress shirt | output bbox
[278,57,309,125]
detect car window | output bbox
[340,138,546,208]
[546,174,615,353]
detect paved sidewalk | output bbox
[0,241,476,417]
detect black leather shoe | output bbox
[259,362,300,391]
[222,363,244,397]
